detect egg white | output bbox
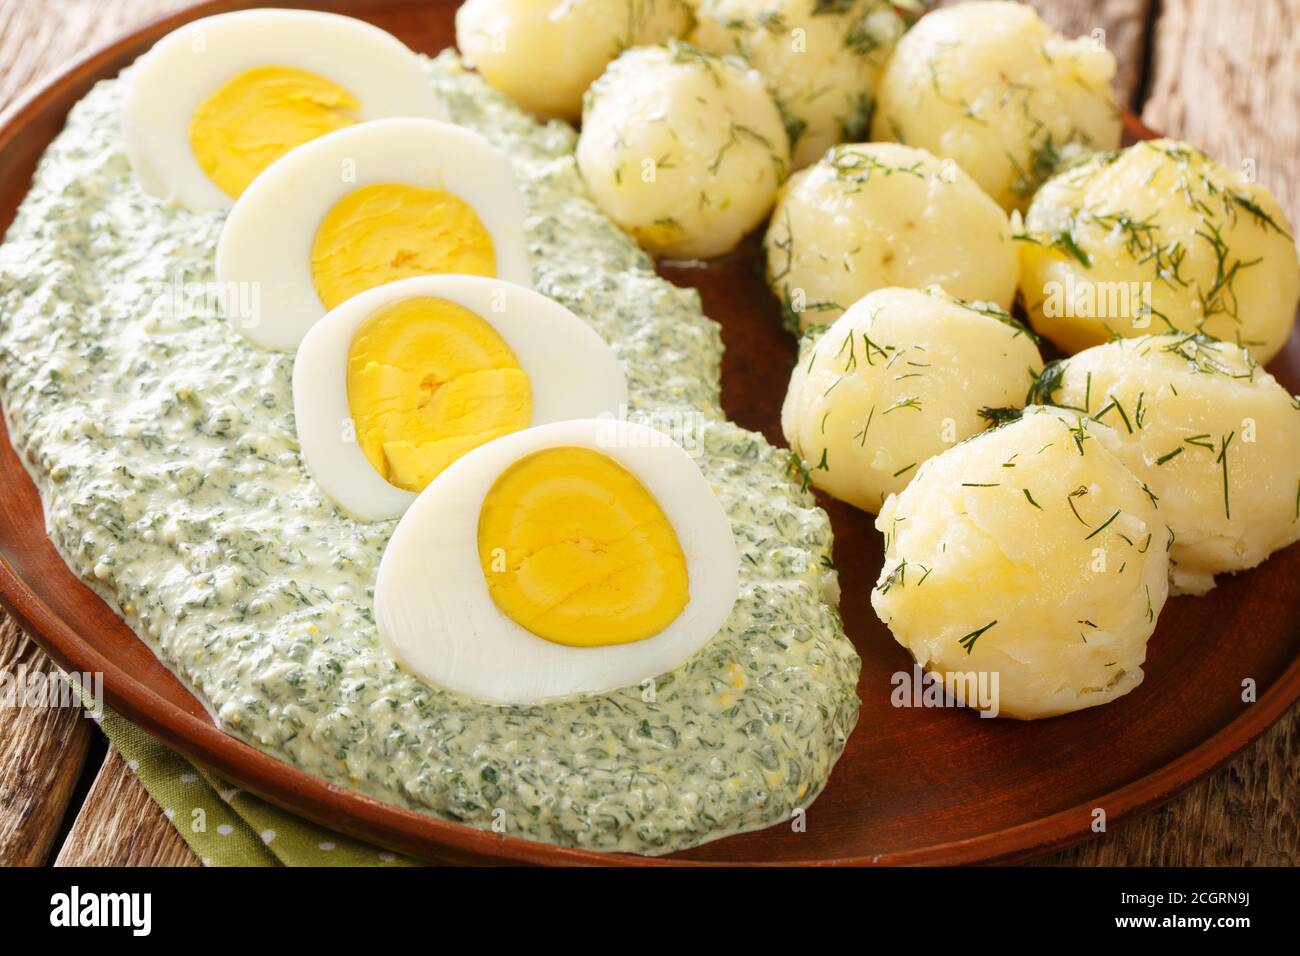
[215,117,532,351]
[122,9,442,212]
[374,419,740,705]
[294,275,628,522]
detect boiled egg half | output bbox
[294,275,628,521]
[216,117,531,350]
[122,9,440,210]
[375,419,740,704]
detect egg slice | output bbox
[294,275,628,521]
[375,419,740,704]
[216,117,531,350]
[122,9,441,210]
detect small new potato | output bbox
[1019,140,1300,363]
[783,287,1044,513]
[455,0,691,120]
[690,0,913,169]
[764,142,1018,329]
[870,0,1121,212]
[577,42,791,259]
[1041,334,1300,595]
[871,407,1171,719]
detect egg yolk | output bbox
[189,66,359,199]
[477,447,690,647]
[347,297,531,491]
[311,183,497,311]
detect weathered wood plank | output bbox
[1042,713,1298,865]
[0,618,93,865]
[1143,0,1300,228]
[0,0,183,108]
[0,0,193,869]
[54,748,201,867]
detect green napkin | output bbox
[96,702,422,867]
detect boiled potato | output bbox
[783,286,1043,513]
[872,407,1171,719]
[870,0,1121,212]
[1019,139,1300,363]
[1039,333,1300,595]
[577,42,790,259]
[690,0,914,169]
[455,0,691,121]
[764,141,1018,329]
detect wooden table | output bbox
[0,0,1296,867]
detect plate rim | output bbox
[0,0,1296,867]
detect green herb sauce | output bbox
[0,52,860,855]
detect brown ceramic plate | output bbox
[1,0,1297,866]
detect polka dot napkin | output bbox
[97,702,422,867]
